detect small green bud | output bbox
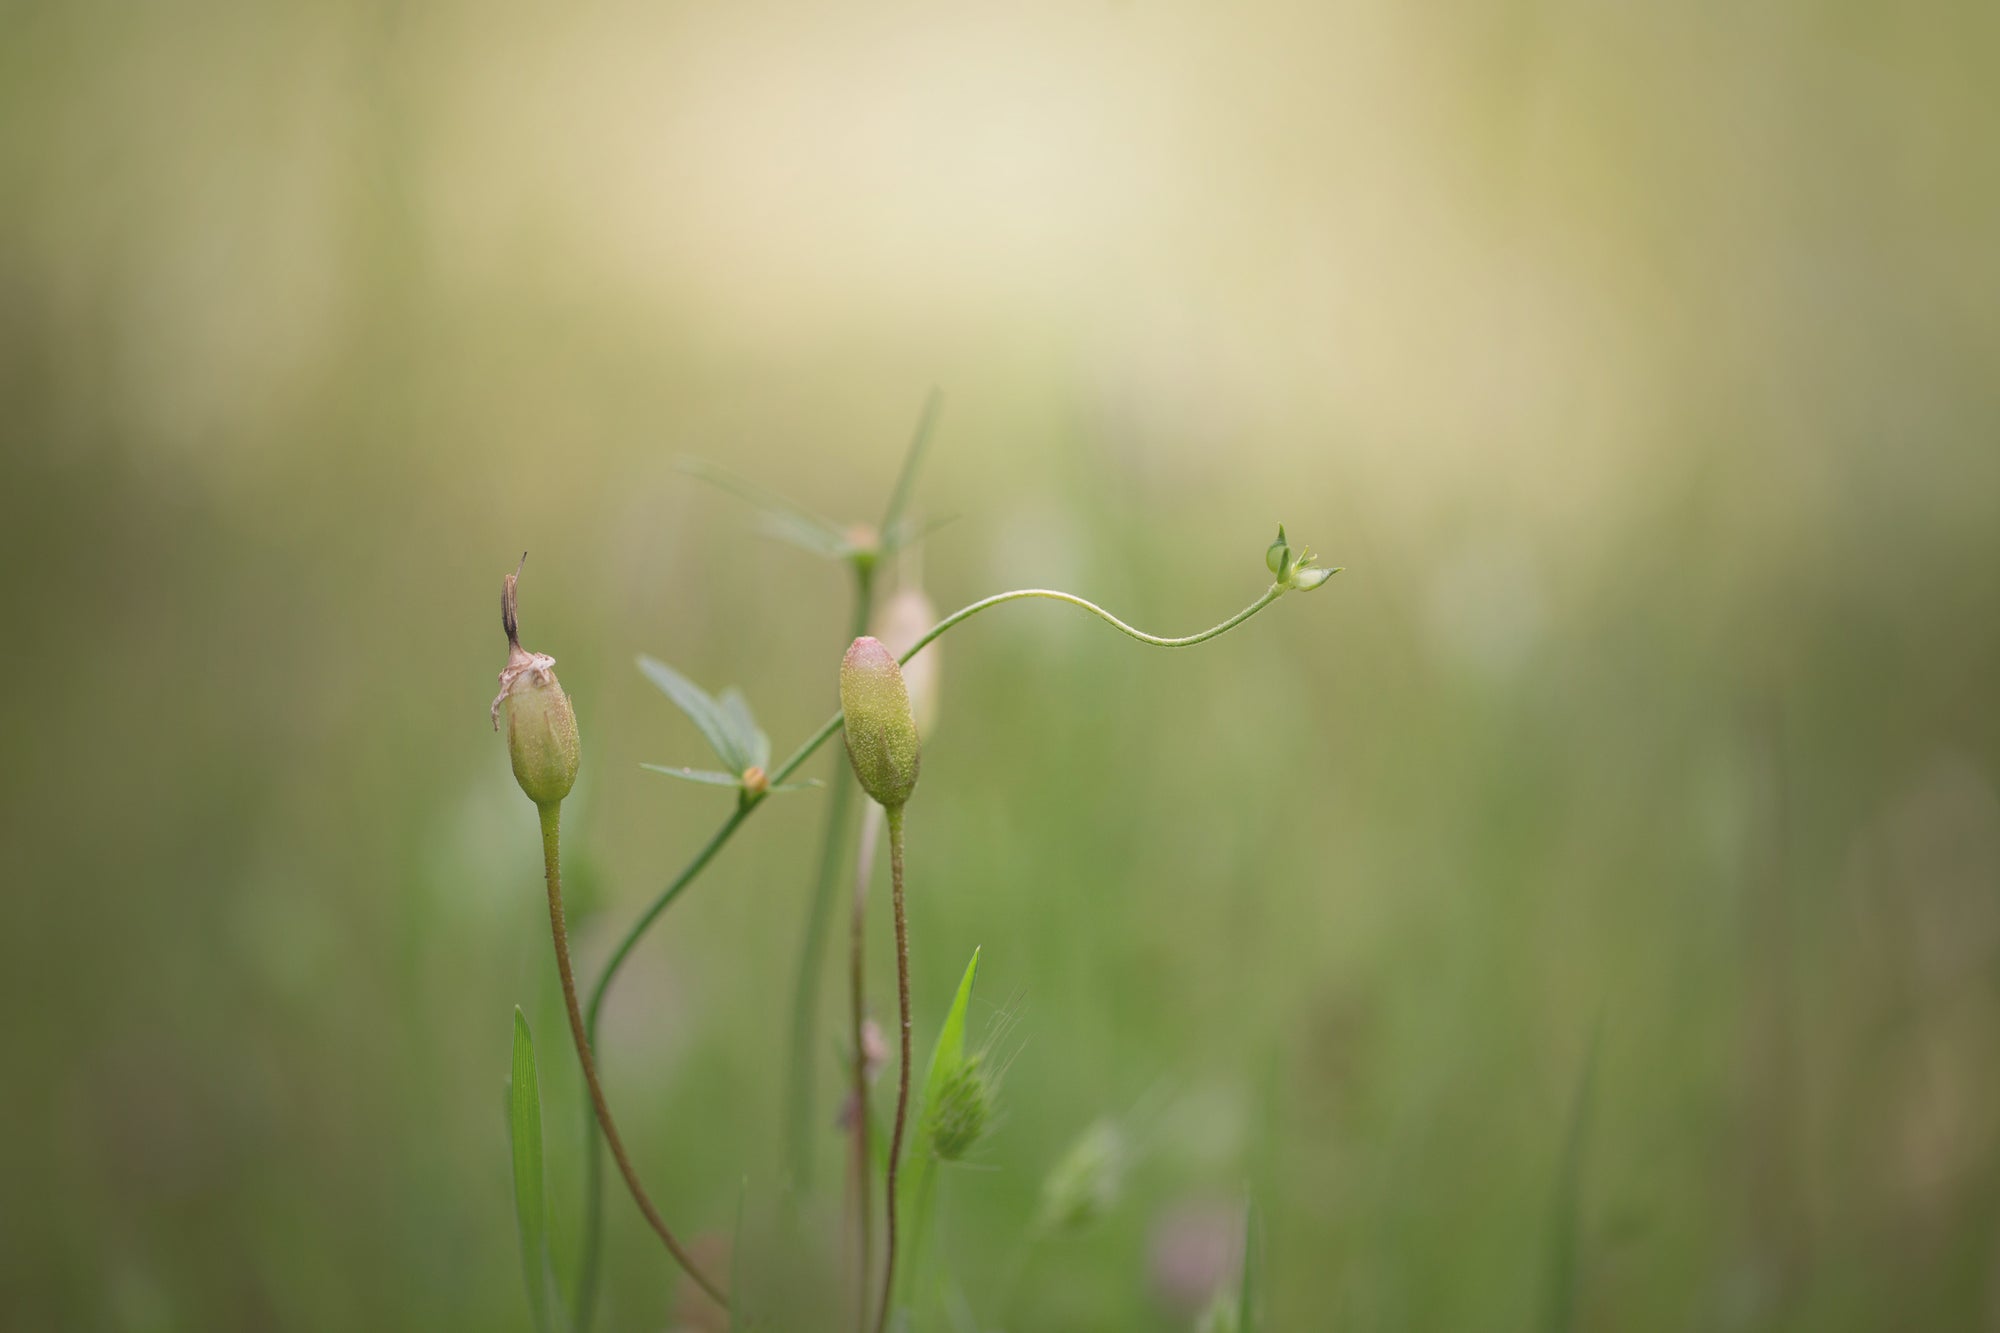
[839,635,921,809]
[1264,525,1290,578]
[925,1055,995,1162]
[492,558,581,808]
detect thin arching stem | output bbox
[538,803,729,1309]
[574,806,749,1331]
[874,804,913,1333]
[571,577,1292,1320]
[767,582,1287,787]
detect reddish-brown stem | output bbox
[539,803,729,1310]
[849,810,879,1333]
[874,804,912,1333]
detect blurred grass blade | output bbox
[640,764,744,787]
[509,1008,554,1333]
[1237,1197,1262,1333]
[1543,1026,1601,1333]
[678,457,854,559]
[878,388,943,544]
[637,656,750,772]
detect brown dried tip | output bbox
[502,551,527,649]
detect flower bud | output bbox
[839,635,920,809]
[872,586,941,738]
[924,1055,995,1162]
[492,560,581,808]
[1264,525,1290,579]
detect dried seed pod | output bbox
[839,635,920,810]
[492,559,581,808]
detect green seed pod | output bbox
[839,635,920,809]
[492,561,581,808]
[924,1055,994,1162]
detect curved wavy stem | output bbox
[570,577,1291,1322]
[573,804,749,1331]
[539,803,729,1310]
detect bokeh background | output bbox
[5,1,1998,1329]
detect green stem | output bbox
[571,577,1289,1324]
[875,804,913,1333]
[539,803,729,1311]
[768,583,1287,789]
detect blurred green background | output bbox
[5,0,1998,1329]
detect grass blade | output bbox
[878,388,943,545]
[1542,1026,1601,1333]
[509,1008,553,1333]
[894,947,982,1319]
[919,947,980,1118]
[1237,1197,1262,1333]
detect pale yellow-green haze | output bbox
[3,1,1997,1329]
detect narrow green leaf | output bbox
[768,779,825,794]
[727,1176,749,1333]
[1237,1198,1262,1333]
[510,1008,552,1333]
[894,947,981,1319]
[1542,1027,1600,1333]
[877,387,943,544]
[637,656,749,772]
[717,688,771,771]
[640,764,744,788]
[919,947,981,1119]
[677,457,855,559]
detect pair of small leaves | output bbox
[637,655,818,795]
[677,458,955,567]
[677,389,950,571]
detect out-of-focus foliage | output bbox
[3,0,1997,1329]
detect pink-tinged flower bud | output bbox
[872,586,941,738]
[839,636,920,809]
[492,560,581,808]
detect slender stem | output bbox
[574,806,750,1332]
[539,803,729,1310]
[770,582,1288,788]
[571,577,1288,1323]
[849,809,884,1333]
[875,804,913,1333]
